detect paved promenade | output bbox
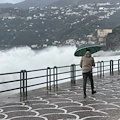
[0,73,120,120]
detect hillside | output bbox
[0,1,120,50]
[51,0,120,7]
[0,0,120,9]
[16,0,59,9]
[0,0,59,9]
[106,25,120,50]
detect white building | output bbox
[27,16,32,20]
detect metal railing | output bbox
[0,59,120,101]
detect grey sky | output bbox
[0,0,25,4]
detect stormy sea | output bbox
[0,46,120,96]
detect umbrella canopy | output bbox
[74,44,101,56]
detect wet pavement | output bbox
[0,73,120,120]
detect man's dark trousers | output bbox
[83,71,94,95]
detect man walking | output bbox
[80,49,96,98]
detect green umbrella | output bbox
[74,44,101,56]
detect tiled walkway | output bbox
[0,74,120,120]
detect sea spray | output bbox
[0,46,120,96]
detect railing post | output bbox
[53,66,58,91]
[74,64,76,82]
[101,61,104,77]
[55,66,58,90]
[97,61,100,78]
[20,70,27,101]
[46,67,49,90]
[97,61,104,78]
[118,59,120,74]
[110,60,114,75]
[100,61,102,78]
[20,70,23,100]
[71,64,76,84]
[46,67,51,92]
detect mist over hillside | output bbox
[0,0,59,9]
[16,0,59,9]
[0,0,120,9]
[51,0,120,7]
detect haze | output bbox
[0,0,25,4]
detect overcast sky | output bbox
[0,0,25,4]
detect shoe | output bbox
[92,91,96,94]
[84,95,86,98]
[84,93,86,98]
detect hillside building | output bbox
[97,29,112,46]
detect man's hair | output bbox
[86,49,90,52]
